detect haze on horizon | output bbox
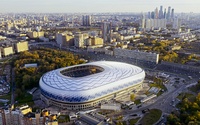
[1,0,200,13]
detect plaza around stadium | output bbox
[39,61,145,110]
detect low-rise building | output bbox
[91,37,103,46]
[24,63,38,68]
[1,46,13,57]
[101,103,121,111]
[114,48,159,64]
[0,36,6,40]
[27,31,44,39]
[0,105,58,125]
[56,32,74,47]
[170,45,181,51]
[15,41,28,53]
[78,112,109,125]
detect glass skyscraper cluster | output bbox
[147,6,174,20]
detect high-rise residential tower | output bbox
[171,8,174,20]
[151,11,155,19]
[102,22,112,43]
[148,12,151,19]
[159,6,163,19]
[163,8,166,19]
[167,6,171,20]
[173,18,181,30]
[82,15,91,26]
[155,7,159,19]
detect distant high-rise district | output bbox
[142,6,178,30]
[0,3,200,125]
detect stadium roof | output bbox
[40,61,145,102]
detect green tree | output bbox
[22,74,31,86]
[130,94,135,101]
[167,114,180,125]
[14,47,86,99]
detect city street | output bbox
[36,44,200,124]
[11,68,15,106]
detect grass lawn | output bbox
[177,93,194,101]
[189,82,200,93]
[0,94,11,105]
[149,83,167,91]
[140,109,162,125]
[58,115,70,123]
[0,102,5,107]
[134,99,141,105]
[15,93,34,107]
[157,91,164,96]
[0,93,11,100]
[129,117,140,125]
[188,95,196,102]
[116,115,123,121]
[122,121,127,125]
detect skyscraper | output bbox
[142,18,145,29]
[142,13,146,28]
[155,7,159,19]
[171,8,174,20]
[82,15,91,26]
[151,11,155,19]
[163,8,166,19]
[148,12,151,19]
[159,6,163,19]
[102,22,112,43]
[167,6,171,20]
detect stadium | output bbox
[39,61,145,110]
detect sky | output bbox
[1,0,200,13]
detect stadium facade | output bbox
[39,61,145,110]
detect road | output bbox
[35,43,199,123]
[28,41,56,46]
[120,83,187,115]
[149,84,187,113]
[11,68,15,106]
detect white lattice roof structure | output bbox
[40,61,145,103]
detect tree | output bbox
[116,121,123,125]
[14,47,86,99]
[188,121,200,125]
[190,102,199,112]
[195,111,200,120]
[22,74,31,87]
[196,93,200,104]
[167,114,180,125]
[130,94,135,101]
[15,88,23,99]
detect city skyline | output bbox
[0,0,200,13]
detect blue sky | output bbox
[1,0,200,13]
